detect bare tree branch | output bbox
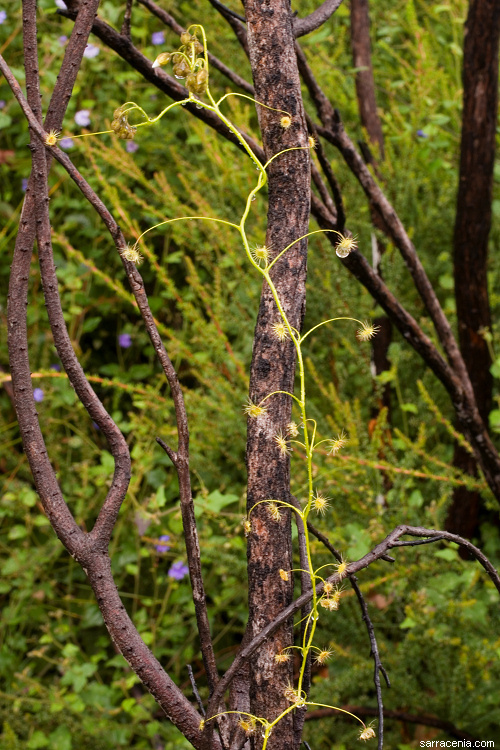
[292,45,500,501]
[293,0,345,38]
[1,17,217,740]
[350,0,384,158]
[121,0,134,38]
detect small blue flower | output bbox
[155,535,171,554]
[58,35,68,46]
[118,333,132,348]
[0,10,7,24]
[59,137,74,150]
[0,100,5,110]
[55,0,67,8]
[92,421,100,430]
[33,388,44,402]
[126,141,139,153]
[21,178,28,192]
[168,561,189,580]
[83,43,99,58]
[75,109,91,127]
[151,31,165,46]
[416,129,428,138]
[50,363,61,371]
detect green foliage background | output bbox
[1,0,499,747]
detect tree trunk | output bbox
[243,0,311,747]
[447,0,500,538]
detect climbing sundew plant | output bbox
[3,2,500,749]
[86,27,379,742]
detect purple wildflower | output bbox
[168,561,189,581]
[58,35,68,46]
[59,137,74,150]
[83,43,99,59]
[92,421,100,430]
[0,10,7,24]
[0,100,5,110]
[155,535,171,554]
[75,109,91,127]
[33,388,44,403]
[22,178,29,192]
[55,0,67,8]
[416,129,428,138]
[118,333,132,348]
[126,141,139,153]
[151,31,165,46]
[50,363,61,371]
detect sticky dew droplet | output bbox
[335,245,351,259]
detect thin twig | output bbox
[121,0,134,38]
[206,0,249,55]
[390,536,447,547]
[188,665,206,717]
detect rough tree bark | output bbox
[243,0,311,747]
[446,0,500,539]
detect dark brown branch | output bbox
[293,0,345,38]
[294,44,500,501]
[339,249,500,501]
[188,664,206,717]
[6,1,85,555]
[453,0,499,422]
[207,0,246,24]
[121,0,134,38]
[206,525,500,725]
[304,705,478,742]
[307,120,345,230]
[446,0,500,540]
[296,44,474,396]
[319,116,468,384]
[350,0,384,158]
[34,110,132,551]
[9,2,201,737]
[2,20,218,737]
[207,0,249,55]
[14,1,132,549]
